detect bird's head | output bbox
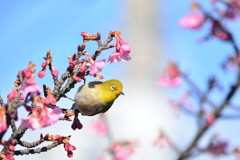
[100,79,124,103]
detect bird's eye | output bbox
[110,85,116,90]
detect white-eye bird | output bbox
[73,79,124,116]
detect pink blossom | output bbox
[0,141,15,160]
[169,92,194,114]
[51,65,59,77]
[72,75,82,82]
[19,69,35,85]
[158,62,181,87]
[108,39,131,64]
[8,89,24,100]
[158,76,181,87]
[114,149,131,160]
[153,136,172,148]
[235,147,240,160]
[5,150,14,160]
[64,143,76,151]
[7,90,18,100]
[21,107,62,130]
[88,119,108,135]
[179,13,205,29]
[231,0,240,10]
[95,74,104,81]
[38,70,46,78]
[153,132,172,148]
[110,141,137,160]
[21,83,42,94]
[64,143,76,158]
[71,118,83,130]
[51,69,59,77]
[117,39,131,55]
[89,59,106,76]
[41,62,48,67]
[45,95,56,105]
[205,111,215,126]
[207,138,228,156]
[211,0,217,5]
[81,32,92,37]
[67,151,73,158]
[108,52,122,63]
[69,60,77,69]
[20,94,24,100]
[47,134,62,142]
[21,69,32,78]
[224,7,237,20]
[211,21,230,40]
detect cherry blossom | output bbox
[108,39,131,64]
[153,132,172,148]
[158,62,181,87]
[207,135,228,156]
[205,110,215,126]
[21,106,62,130]
[38,69,46,78]
[179,13,205,29]
[45,94,56,106]
[89,59,106,76]
[110,141,137,160]
[88,119,108,135]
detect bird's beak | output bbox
[121,92,124,95]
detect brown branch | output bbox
[17,139,44,148]
[14,142,62,156]
[92,31,114,61]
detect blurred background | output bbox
[1,0,240,160]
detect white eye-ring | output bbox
[110,85,116,90]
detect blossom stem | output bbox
[180,73,217,109]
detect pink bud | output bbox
[41,62,48,67]
[95,75,104,81]
[81,32,92,37]
[51,69,59,77]
[69,60,77,69]
[72,75,82,82]
[38,70,46,78]
[179,13,205,29]
[45,95,57,105]
[67,151,73,158]
[20,93,24,100]
[7,90,18,100]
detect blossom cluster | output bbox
[0,30,131,159]
[38,50,59,78]
[179,0,240,41]
[44,134,76,157]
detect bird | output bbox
[73,79,124,116]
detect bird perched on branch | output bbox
[73,79,124,116]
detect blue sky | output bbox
[1,0,240,160]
